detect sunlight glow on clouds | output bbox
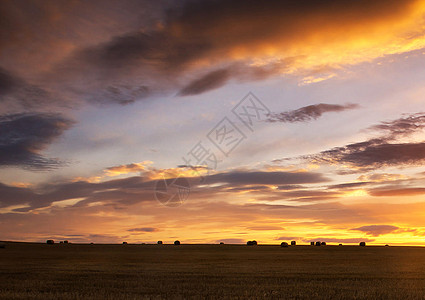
[1,0,425,245]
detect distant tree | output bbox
[359,242,366,247]
[122,242,128,245]
[220,242,224,245]
[174,240,180,245]
[315,241,321,246]
[321,242,326,246]
[157,241,163,244]
[247,240,257,246]
[280,242,289,247]
[46,240,54,244]
[310,242,315,246]
[291,241,296,246]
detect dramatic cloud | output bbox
[2,0,424,108]
[304,113,425,172]
[316,141,425,172]
[0,168,329,211]
[267,103,358,123]
[351,225,399,236]
[86,0,424,73]
[0,113,73,169]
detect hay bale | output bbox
[174,240,180,245]
[315,241,321,246]
[359,242,366,247]
[0,242,5,249]
[157,241,163,245]
[291,241,296,246]
[321,242,326,246]
[46,240,54,244]
[247,240,257,246]
[280,242,289,247]
[310,242,315,246]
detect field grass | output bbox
[1,242,425,299]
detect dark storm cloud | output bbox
[0,113,73,169]
[267,103,359,123]
[351,225,399,236]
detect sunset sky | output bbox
[2,0,425,245]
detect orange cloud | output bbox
[104,161,153,177]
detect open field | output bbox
[1,242,425,299]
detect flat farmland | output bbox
[1,242,425,299]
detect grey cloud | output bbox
[317,141,425,172]
[0,113,73,169]
[0,67,56,111]
[368,112,425,140]
[204,171,330,186]
[0,169,329,211]
[327,182,371,190]
[302,112,425,172]
[178,68,231,96]
[267,103,359,123]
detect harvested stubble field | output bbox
[1,242,425,299]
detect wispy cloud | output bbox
[304,113,425,172]
[351,225,399,236]
[267,103,358,123]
